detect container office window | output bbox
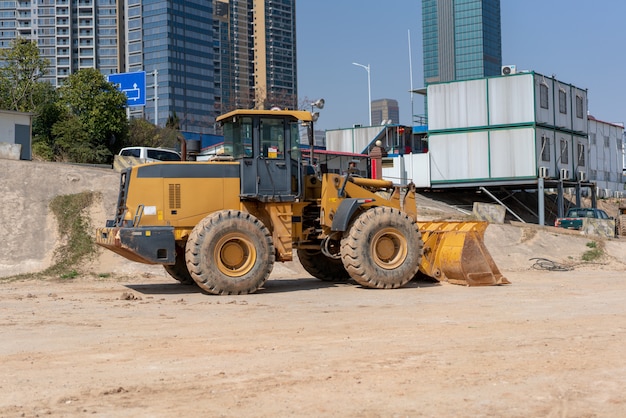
[576,95,583,119]
[560,138,568,164]
[541,135,550,161]
[604,136,610,148]
[590,132,596,145]
[577,143,585,167]
[558,90,567,114]
[540,84,549,109]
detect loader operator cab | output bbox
[217,109,314,202]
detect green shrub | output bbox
[582,241,603,262]
[46,191,98,278]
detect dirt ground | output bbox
[2,255,626,417]
[2,159,626,417]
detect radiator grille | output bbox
[169,184,181,209]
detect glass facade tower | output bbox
[422,0,502,85]
[128,1,214,133]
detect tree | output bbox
[0,38,50,112]
[126,118,162,148]
[56,68,129,162]
[124,118,182,150]
[31,83,62,161]
[166,111,180,130]
[51,114,112,163]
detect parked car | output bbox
[119,147,181,162]
[554,208,612,230]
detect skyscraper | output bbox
[215,0,298,114]
[1,0,297,133]
[0,0,122,86]
[125,0,215,133]
[422,0,502,85]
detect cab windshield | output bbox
[222,116,304,160]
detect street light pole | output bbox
[352,62,371,126]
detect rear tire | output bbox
[186,210,274,295]
[297,249,350,283]
[164,242,194,285]
[341,207,423,289]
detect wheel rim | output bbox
[370,227,408,270]
[214,232,256,277]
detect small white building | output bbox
[0,110,33,160]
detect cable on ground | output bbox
[529,258,574,271]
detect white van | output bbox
[119,147,181,162]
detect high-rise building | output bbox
[0,0,122,86]
[215,0,298,114]
[125,0,215,133]
[422,0,502,85]
[1,0,297,133]
[371,99,399,126]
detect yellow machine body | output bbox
[96,109,508,294]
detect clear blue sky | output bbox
[297,1,626,130]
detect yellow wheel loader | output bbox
[96,109,508,294]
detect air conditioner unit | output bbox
[596,187,603,198]
[539,166,549,178]
[501,65,517,75]
[560,168,570,180]
[577,171,587,182]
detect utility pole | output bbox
[153,69,159,126]
[352,62,372,126]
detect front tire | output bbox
[186,210,275,295]
[341,207,423,289]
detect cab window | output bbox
[289,121,301,159]
[223,117,252,158]
[260,117,285,159]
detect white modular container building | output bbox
[587,116,625,195]
[427,72,588,186]
[325,126,387,155]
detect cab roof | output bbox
[216,108,314,123]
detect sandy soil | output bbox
[2,259,626,417]
[2,159,626,417]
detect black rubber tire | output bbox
[164,242,194,285]
[297,248,350,283]
[186,210,274,295]
[341,207,423,289]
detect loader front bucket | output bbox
[417,221,509,286]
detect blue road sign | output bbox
[107,71,146,107]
